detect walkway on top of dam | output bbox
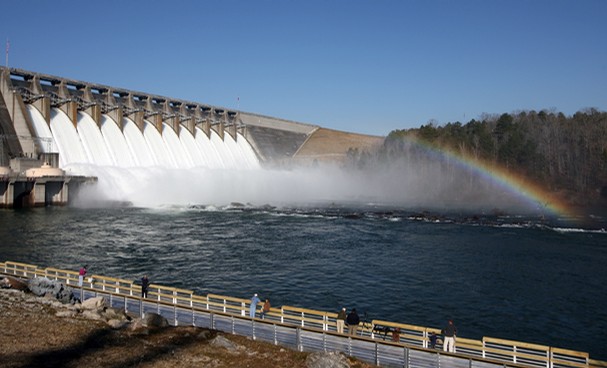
[2,261,604,368]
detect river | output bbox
[1,204,605,360]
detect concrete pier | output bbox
[0,165,95,208]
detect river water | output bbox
[1,204,605,360]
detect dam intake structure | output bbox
[0,67,383,207]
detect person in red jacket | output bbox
[78,265,87,287]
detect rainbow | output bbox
[404,136,574,218]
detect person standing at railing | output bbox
[391,327,400,342]
[429,332,440,349]
[261,299,271,319]
[442,319,457,353]
[78,265,87,287]
[336,307,347,333]
[141,275,149,298]
[250,293,261,318]
[346,308,360,336]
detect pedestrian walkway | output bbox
[2,260,604,368]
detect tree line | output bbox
[346,108,607,207]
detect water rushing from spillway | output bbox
[25,105,261,206]
[26,105,259,170]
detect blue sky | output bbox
[1,0,606,136]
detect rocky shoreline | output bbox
[0,276,371,368]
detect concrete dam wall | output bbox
[0,66,383,171]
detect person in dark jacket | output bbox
[429,332,440,348]
[442,319,457,352]
[346,308,360,336]
[141,275,150,298]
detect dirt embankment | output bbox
[0,287,372,368]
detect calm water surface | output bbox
[1,205,606,360]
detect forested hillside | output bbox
[348,109,607,208]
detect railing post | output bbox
[404,346,409,368]
[375,342,379,366]
[274,324,278,345]
[174,303,177,326]
[296,327,302,352]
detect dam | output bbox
[0,66,382,207]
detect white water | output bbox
[162,123,193,168]
[50,108,88,167]
[195,127,224,169]
[24,105,263,205]
[77,112,114,166]
[210,130,236,169]
[179,128,206,167]
[26,105,57,153]
[122,118,155,167]
[100,115,136,168]
[143,121,176,168]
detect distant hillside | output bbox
[347,109,607,209]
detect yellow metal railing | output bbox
[1,260,605,368]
